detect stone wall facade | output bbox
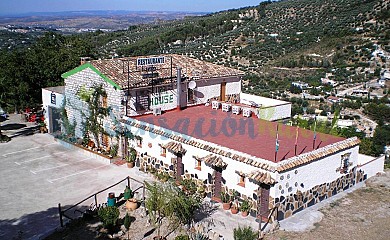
[135,150,260,217]
[64,68,125,153]
[273,167,367,221]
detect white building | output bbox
[292,81,309,89]
[321,78,338,87]
[42,86,64,133]
[60,54,384,222]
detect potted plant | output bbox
[123,213,132,240]
[231,202,239,214]
[230,190,239,214]
[126,148,137,168]
[220,192,231,210]
[239,199,252,217]
[39,122,47,133]
[109,144,118,157]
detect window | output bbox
[160,147,166,157]
[136,137,142,147]
[195,159,201,170]
[102,134,109,147]
[339,153,351,174]
[188,88,196,104]
[238,175,245,187]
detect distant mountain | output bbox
[0,10,208,18]
[1,0,389,97]
[0,10,207,31]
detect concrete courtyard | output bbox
[0,132,152,239]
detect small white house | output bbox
[292,81,309,89]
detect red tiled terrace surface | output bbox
[135,105,345,163]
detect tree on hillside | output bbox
[372,124,390,156]
[0,32,93,112]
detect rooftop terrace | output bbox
[135,105,345,163]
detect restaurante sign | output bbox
[137,56,165,66]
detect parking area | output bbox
[0,133,150,240]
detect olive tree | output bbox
[145,181,201,239]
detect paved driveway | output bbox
[0,133,149,240]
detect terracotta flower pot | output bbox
[231,207,238,214]
[127,162,135,168]
[222,202,231,210]
[241,211,249,217]
[125,198,138,211]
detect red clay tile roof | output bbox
[194,154,228,169]
[89,54,244,89]
[236,170,276,185]
[159,141,187,154]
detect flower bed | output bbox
[55,137,114,164]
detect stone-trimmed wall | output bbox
[137,154,215,195]
[136,152,262,216]
[273,167,366,221]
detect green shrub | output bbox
[192,233,208,240]
[98,206,119,229]
[233,226,257,240]
[220,192,231,203]
[239,200,252,212]
[175,235,190,240]
[110,144,118,157]
[180,178,197,195]
[128,147,137,162]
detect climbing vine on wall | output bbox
[86,85,108,149]
[60,98,76,142]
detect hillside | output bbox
[91,0,389,95]
[0,0,389,111]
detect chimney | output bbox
[177,67,182,111]
[80,57,90,65]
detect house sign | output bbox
[150,93,174,106]
[137,56,165,66]
[51,92,56,105]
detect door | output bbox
[49,107,61,133]
[214,167,222,199]
[258,184,270,222]
[102,134,109,149]
[123,137,128,159]
[176,153,183,180]
[220,82,226,102]
[188,88,196,104]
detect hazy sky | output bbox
[0,0,263,15]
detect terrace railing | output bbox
[58,176,145,227]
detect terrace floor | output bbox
[135,105,344,163]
